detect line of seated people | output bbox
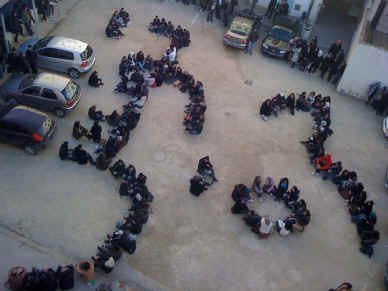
[149,16,191,49]
[105,8,130,39]
[231,177,311,239]
[300,95,379,257]
[260,91,331,121]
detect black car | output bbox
[0,103,56,155]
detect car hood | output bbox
[263,36,289,50]
[1,75,28,92]
[17,38,40,54]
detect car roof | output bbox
[33,72,70,90]
[0,106,48,133]
[47,36,87,53]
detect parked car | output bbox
[224,10,261,49]
[18,36,95,79]
[382,116,388,138]
[1,72,81,117]
[0,103,56,155]
[261,16,300,58]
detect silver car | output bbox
[1,72,81,117]
[18,36,95,79]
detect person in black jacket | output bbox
[260,99,272,121]
[197,156,217,182]
[72,144,95,165]
[286,93,296,115]
[89,121,102,143]
[26,45,38,74]
[88,105,105,121]
[56,265,74,290]
[190,175,208,196]
[59,141,71,160]
[88,71,104,87]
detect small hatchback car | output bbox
[18,36,95,79]
[1,72,81,117]
[0,103,56,155]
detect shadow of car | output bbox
[0,102,56,155]
[1,72,81,117]
[17,36,95,79]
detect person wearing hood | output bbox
[88,71,104,87]
[73,144,95,165]
[90,121,102,143]
[251,176,263,197]
[313,153,332,176]
[257,216,273,239]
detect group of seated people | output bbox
[260,91,331,121]
[106,8,130,39]
[115,45,206,134]
[148,16,191,49]
[300,93,379,257]
[189,156,217,196]
[8,265,75,290]
[231,177,311,238]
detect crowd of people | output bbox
[288,38,347,85]
[105,8,130,39]
[189,156,217,196]
[366,81,388,116]
[230,177,310,238]
[260,89,379,256]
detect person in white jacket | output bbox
[258,216,273,239]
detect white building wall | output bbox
[337,44,388,99]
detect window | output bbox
[41,89,57,100]
[33,36,54,50]
[38,48,57,58]
[23,86,41,96]
[55,49,74,60]
[38,48,74,60]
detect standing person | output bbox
[16,53,31,74]
[231,0,238,14]
[328,40,342,59]
[207,0,216,23]
[6,11,24,43]
[278,0,289,16]
[222,0,229,27]
[21,5,35,36]
[265,0,277,17]
[216,0,223,20]
[26,45,38,74]
[246,27,259,55]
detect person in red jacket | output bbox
[313,154,332,176]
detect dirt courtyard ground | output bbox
[0,0,387,290]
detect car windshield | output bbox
[40,117,52,136]
[270,28,293,42]
[33,36,54,50]
[19,75,36,89]
[230,23,250,36]
[61,81,78,100]
[80,45,93,61]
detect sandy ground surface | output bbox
[0,0,387,290]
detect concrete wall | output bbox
[376,2,388,33]
[255,0,312,17]
[337,43,388,99]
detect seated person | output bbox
[122,164,136,182]
[96,152,112,171]
[262,176,276,194]
[313,154,332,176]
[109,159,126,178]
[197,156,217,182]
[149,16,160,32]
[322,161,342,181]
[88,105,105,121]
[275,218,294,237]
[92,256,115,274]
[144,55,154,71]
[274,177,289,201]
[89,121,102,143]
[329,282,353,291]
[190,175,208,196]
[106,230,136,254]
[72,144,95,165]
[59,141,71,160]
[111,10,124,27]
[183,28,190,47]
[116,214,143,234]
[283,186,300,207]
[119,8,130,26]
[158,18,167,34]
[88,71,104,87]
[251,176,263,197]
[231,200,249,214]
[106,110,121,127]
[253,216,273,239]
[166,21,174,37]
[243,210,261,226]
[231,184,251,202]
[106,23,122,39]
[260,99,272,121]
[72,121,89,140]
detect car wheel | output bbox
[68,68,81,79]
[54,108,66,118]
[24,145,38,155]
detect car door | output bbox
[39,88,59,112]
[21,86,42,109]
[37,48,67,73]
[53,49,75,72]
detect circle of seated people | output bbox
[260,91,379,257]
[231,177,311,238]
